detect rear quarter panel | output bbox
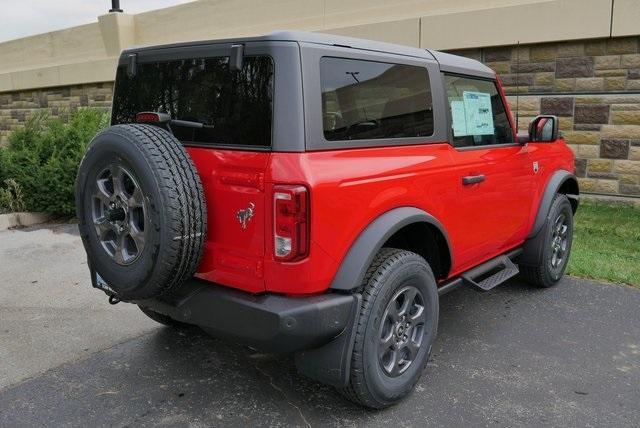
[265,143,458,294]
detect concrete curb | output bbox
[0,212,51,230]
[581,193,640,209]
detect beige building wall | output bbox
[0,0,637,92]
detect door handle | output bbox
[462,174,485,185]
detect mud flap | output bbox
[88,261,118,297]
[294,293,362,388]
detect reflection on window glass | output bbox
[444,75,513,147]
[112,56,273,147]
[320,57,433,141]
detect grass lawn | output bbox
[567,200,640,288]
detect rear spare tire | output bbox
[75,124,206,300]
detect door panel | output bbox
[447,145,533,271]
[442,74,533,272]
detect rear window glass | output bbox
[320,57,433,141]
[111,56,274,148]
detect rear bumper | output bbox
[134,279,358,354]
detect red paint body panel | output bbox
[446,145,533,272]
[186,147,270,293]
[185,135,575,295]
[268,143,456,294]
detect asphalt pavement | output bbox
[1,223,639,427]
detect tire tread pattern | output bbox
[520,193,572,288]
[77,124,206,299]
[339,248,427,408]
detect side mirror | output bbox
[528,115,559,142]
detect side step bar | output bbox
[461,255,519,291]
[438,248,522,296]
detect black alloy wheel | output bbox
[378,285,427,377]
[92,164,148,266]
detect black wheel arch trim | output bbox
[329,207,453,291]
[519,170,578,267]
[528,170,579,239]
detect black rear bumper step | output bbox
[133,279,358,354]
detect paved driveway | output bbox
[1,224,639,427]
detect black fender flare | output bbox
[520,170,579,266]
[329,206,453,291]
[528,170,579,239]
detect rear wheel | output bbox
[340,248,438,409]
[520,194,574,288]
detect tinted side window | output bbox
[112,56,273,147]
[444,75,514,148]
[320,57,433,141]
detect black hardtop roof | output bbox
[123,30,495,79]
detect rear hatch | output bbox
[110,46,274,293]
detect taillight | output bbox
[273,185,309,261]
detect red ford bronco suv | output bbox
[76,31,579,408]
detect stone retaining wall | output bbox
[0,83,113,145]
[452,37,640,94]
[505,94,640,196]
[451,36,640,197]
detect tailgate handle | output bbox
[462,174,485,185]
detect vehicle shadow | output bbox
[93,279,542,425]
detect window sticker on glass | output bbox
[450,91,495,137]
[450,100,467,137]
[463,91,494,136]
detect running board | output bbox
[461,255,519,291]
[437,249,522,296]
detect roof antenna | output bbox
[515,40,520,132]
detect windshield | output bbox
[111,55,274,148]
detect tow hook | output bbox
[108,295,121,305]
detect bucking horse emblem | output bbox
[236,202,255,230]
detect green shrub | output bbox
[0,179,26,213]
[0,108,109,216]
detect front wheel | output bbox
[520,193,574,288]
[340,248,439,409]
